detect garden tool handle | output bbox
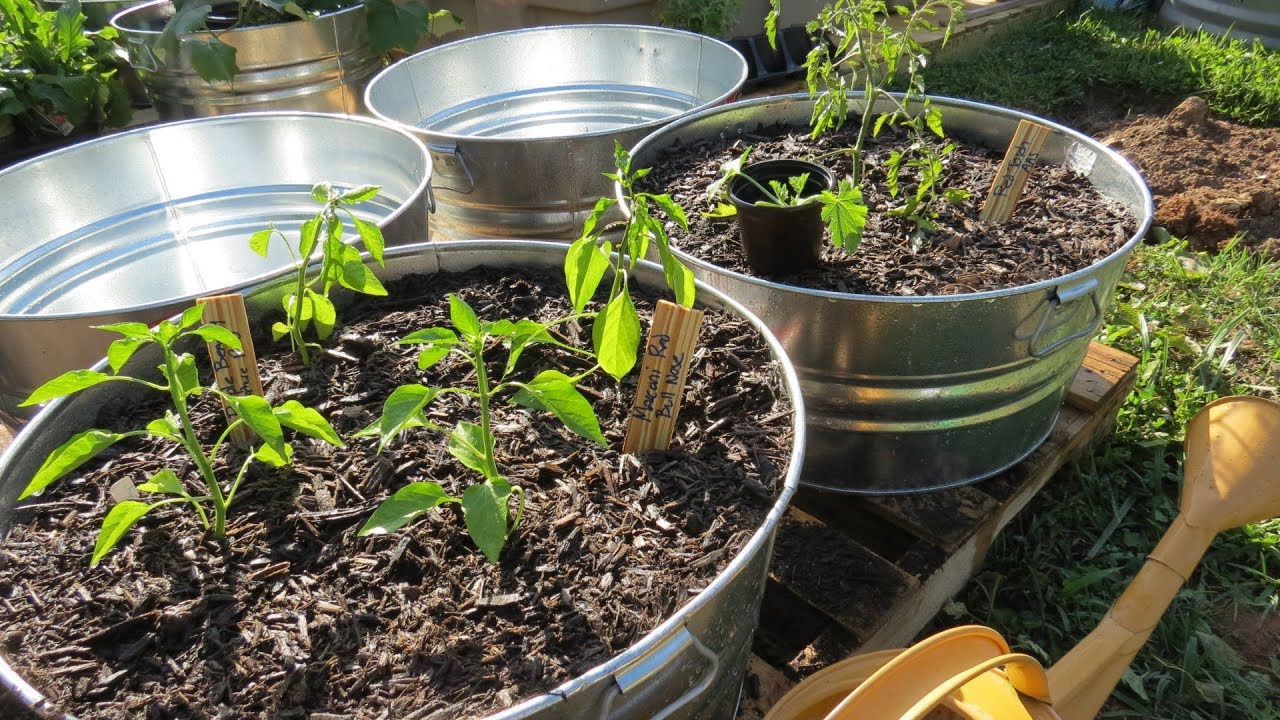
[1047,516,1216,720]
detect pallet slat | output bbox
[738,342,1138,719]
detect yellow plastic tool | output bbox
[763,395,1280,720]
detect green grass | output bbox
[944,239,1280,718]
[917,5,1280,125]
[917,5,1280,716]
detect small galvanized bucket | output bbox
[0,112,432,428]
[111,0,379,118]
[364,24,748,240]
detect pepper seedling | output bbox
[249,182,389,366]
[357,293,606,563]
[706,147,869,253]
[17,305,342,566]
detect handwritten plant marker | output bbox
[980,119,1052,223]
[196,294,264,444]
[623,300,705,453]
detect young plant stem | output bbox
[288,260,312,366]
[161,351,221,535]
[472,338,499,478]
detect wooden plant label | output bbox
[196,294,264,445]
[979,119,1052,223]
[622,300,705,454]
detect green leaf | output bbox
[310,183,332,203]
[359,482,458,535]
[20,429,123,499]
[504,319,554,376]
[249,227,274,257]
[594,291,641,381]
[364,0,431,53]
[272,321,291,342]
[512,370,606,446]
[448,294,481,338]
[54,0,86,63]
[334,244,386,297]
[448,421,495,478]
[92,500,156,566]
[105,337,149,374]
[701,202,737,219]
[648,193,689,230]
[187,324,242,352]
[925,105,945,138]
[154,1,210,61]
[136,469,186,495]
[353,217,385,265]
[340,185,381,204]
[823,180,869,253]
[172,353,201,396]
[461,480,511,564]
[400,327,459,346]
[578,196,617,241]
[659,246,696,308]
[21,370,113,406]
[187,37,239,85]
[297,217,321,260]
[93,321,153,340]
[274,400,342,446]
[373,384,439,449]
[765,1,780,50]
[145,413,182,441]
[307,291,337,340]
[178,304,207,331]
[564,235,612,313]
[224,394,287,462]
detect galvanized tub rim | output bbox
[0,239,804,719]
[624,91,1155,303]
[0,110,432,322]
[109,0,363,38]
[364,24,750,146]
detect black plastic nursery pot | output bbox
[729,158,836,276]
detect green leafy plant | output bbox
[565,142,697,381]
[0,0,132,144]
[149,0,462,84]
[249,182,388,366]
[656,0,742,38]
[17,306,342,566]
[883,138,971,245]
[706,147,869,252]
[357,293,606,562]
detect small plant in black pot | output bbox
[707,147,865,275]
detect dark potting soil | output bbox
[642,123,1139,296]
[0,267,793,719]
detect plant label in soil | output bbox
[981,119,1052,223]
[197,294,264,444]
[623,300,705,453]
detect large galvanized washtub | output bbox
[111,0,379,118]
[0,240,804,720]
[0,112,432,428]
[364,24,747,240]
[627,93,1154,494]
[1160,0,1280,48]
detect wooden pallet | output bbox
[737,341,1139,719]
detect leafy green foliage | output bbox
[655,0,743,38]
[0,0,132,143]
[251,182,388,366]
[150,0,462,83]
[18,307,341,566]
[358,293,594,562]
[567,143,696,380]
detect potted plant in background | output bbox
[0,0,132,166]
[109,0,460,117]
[625,0,1155,494]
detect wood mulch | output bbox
[0,266,794,719]
[641,122,1138,296]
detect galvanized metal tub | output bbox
[1159,0,1280,48]
[627,93,1154,494]
[364,24,748,241]
[0,111,432,429]
[0,239,804,720]
[111,0,379,118]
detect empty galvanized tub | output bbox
[0,112,432,428]
[0,239,804,720]
[1160,0,1280,48]
[364,24,747,240]
[111,0,379,118]
[627,93,1154,494]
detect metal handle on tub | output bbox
[1028,278,1102,358]
[597,625,720,720]
[427,142,475,195]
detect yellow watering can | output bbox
[764,395,1280,720]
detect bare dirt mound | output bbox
[1101,96,1280,257]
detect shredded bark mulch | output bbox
[641,122,1139,296]
[0,266,793,719]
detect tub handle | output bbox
[424,181,436,214]
[597,625,719,720]
[1029,278,1102,358]
[427,142,475,195]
